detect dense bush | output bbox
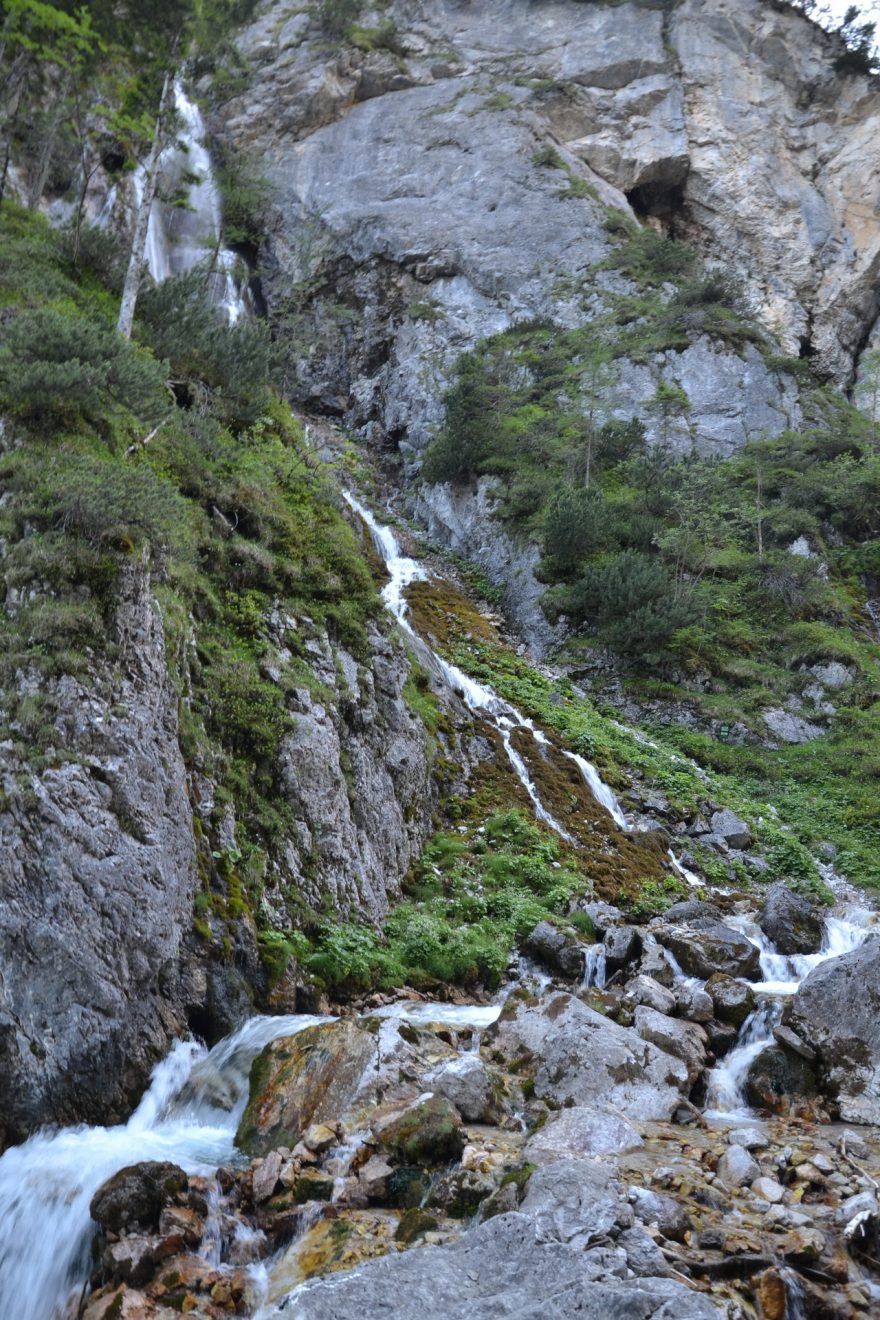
[551,549,693,659]
[0,306,169,427]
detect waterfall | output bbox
[342,492,638,844]
[0,1015,328,1320]
[134,83,251,323]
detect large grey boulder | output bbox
[526,1107,643,1163]
[524,921,586,980]
[710,809,752,850]
[487,992,689,1119]
[758,883,823,955]
[271,1209,726,1318]
[787,938,880,1123]
[633,1006,708,1088]
[656,920,760,980]
[423,1054,496,1123]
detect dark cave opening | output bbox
[624,178,687,232]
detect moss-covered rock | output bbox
[394,1208,438,1244]
[372,1094,465,1166]
[236,1019,376,1156]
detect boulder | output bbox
[279,1210,725,1319]
[487,992,689,1120]
[716,1145,759,1188]
[422,1054,496,1123]
[787,937,880,1123]
[627,1186,692,1243]
[744,1045,817,1112]
[759,883,823,955]
[633,1006,707,1088]
[657,921,760,980]
[710,809,752,850]
[358,1154,395,1203]
[576,901,622,940]
[663,899,722,923]
[602,925,642,975]
[90,1163,188,1235]
[372,1094,465,1165]
[428,1168,494,1219]
[525,921,586,979]
[705,973,755,1027]
[518,1159,630,1246]
[236,1019,378,1156]
[525,1107,643,1163]
[636,939,675,987]
[623,974,676,1016]
[674,983,714,1023]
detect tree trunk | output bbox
[116,66,175,340]
[27,71,71,209]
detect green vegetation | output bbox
[0,202,380,929]
[298,809,591,994]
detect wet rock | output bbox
[480,1180,521,1221]
[674,982,713,1023]
[372,1094,465,1165]
[836,1190,878,1226]
[394,1208,438,1245]
[526,1106,643,1162]
[290,1170,335,1203]
[487,992,689,1120]
[787,937,880,1123]
[705,973,755,1027]
[744,1045,817,1112]
[773,1024,816,1061]
[524,921,585,980]
[657,921,760,980]
[633,1005,708,1087]
[602,925,642,975]
[618,1225,670,1277]
[252,1150,283,1203]
[716,1145,759,1188]
[759,883,823,955]
[636,940,675,987]
[358,1154,394,1203]
[301,1123,339,1155]
[429,1168,494,1219]
[235,1018,377,1156]
[102,1236,166,1288]
[710,809,752,850]
[705,1020,739,1056]
[623,974,676,1016]
[577,901,622,940]
[627,1186,692,1242]
[90,1162,188,1235]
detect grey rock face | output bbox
[625,974,677,1017]
[487,991,689,1119]
[762,707,824,745]
[274,621,436,922]
[787,938,880,1123]
[603,924,643,974]
[271,1210,726,1319]
[0,559,202,1142]
[423,1054,495,1124]
[759,883,824,955]
[657,920,761,980]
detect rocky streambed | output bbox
[4,878,880,1320]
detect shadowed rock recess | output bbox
[2,1,880,1318]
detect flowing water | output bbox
[704,908,874,1120]
[0,1015,328,1320]
[134,83,251,323]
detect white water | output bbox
[343,493,646,849]
[135,83,251,323]
[705,906,874,1119]
[0,1015,328,1320]
[582,943,607,989]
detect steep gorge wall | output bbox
[211,0,880,653]
[0,517,445,1142]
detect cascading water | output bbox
[704,907,873,1120]
[133,83,251,323]
[343,492,640,847]
[0,1015,328,1320]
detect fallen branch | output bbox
[125,418,169,457]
